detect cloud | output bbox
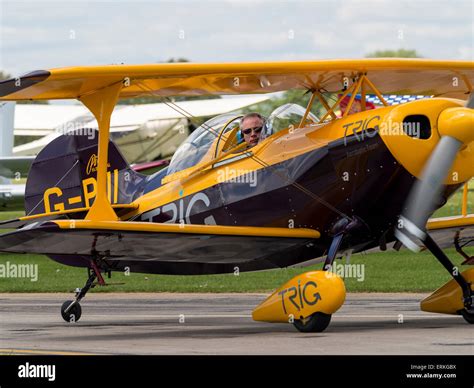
[0,0,472,75]
[458,46,474,60]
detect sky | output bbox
[0,0,472,77]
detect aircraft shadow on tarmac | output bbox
[37,315,468,343]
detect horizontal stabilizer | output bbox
[0,204,138,229]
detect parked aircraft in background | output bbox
[13,96,269,164]
[0,102,34,210]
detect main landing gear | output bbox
[61,259,106,323]
[292,233,344,333]
[423,233,474,324]
[293,312,332,333]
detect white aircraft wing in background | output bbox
[14,95,270,163]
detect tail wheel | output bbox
[293,312,331,333]
[61,300,82,323]
[461,309,474,324]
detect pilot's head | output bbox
[240,113,265,148]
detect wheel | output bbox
[61,300,82,323]
[460,309,474,324]
[293,312,331,333]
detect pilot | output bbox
[240,112,266,148]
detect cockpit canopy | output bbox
[166,113,239,175]
[166,103,319,176]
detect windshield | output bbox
[265,103,319,136]
[167,113,238,175]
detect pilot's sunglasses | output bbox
[242,126,263,135]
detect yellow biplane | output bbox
[0,59,473,332]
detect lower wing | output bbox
[0,220,321,275]
[427,215,474,264]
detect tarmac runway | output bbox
[0,293,472,355]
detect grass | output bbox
[0,211,25,221]
[0,182,472,293]
[432,181,473,217]
[0,247,471,294]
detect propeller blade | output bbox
[396,96,474,252]
[395,136,463,251]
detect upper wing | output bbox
[1,59,472,101]
[0,220,321,274]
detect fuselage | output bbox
[123,98,467,258]
[40,97,470,274]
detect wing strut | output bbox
[79,81,124,221]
